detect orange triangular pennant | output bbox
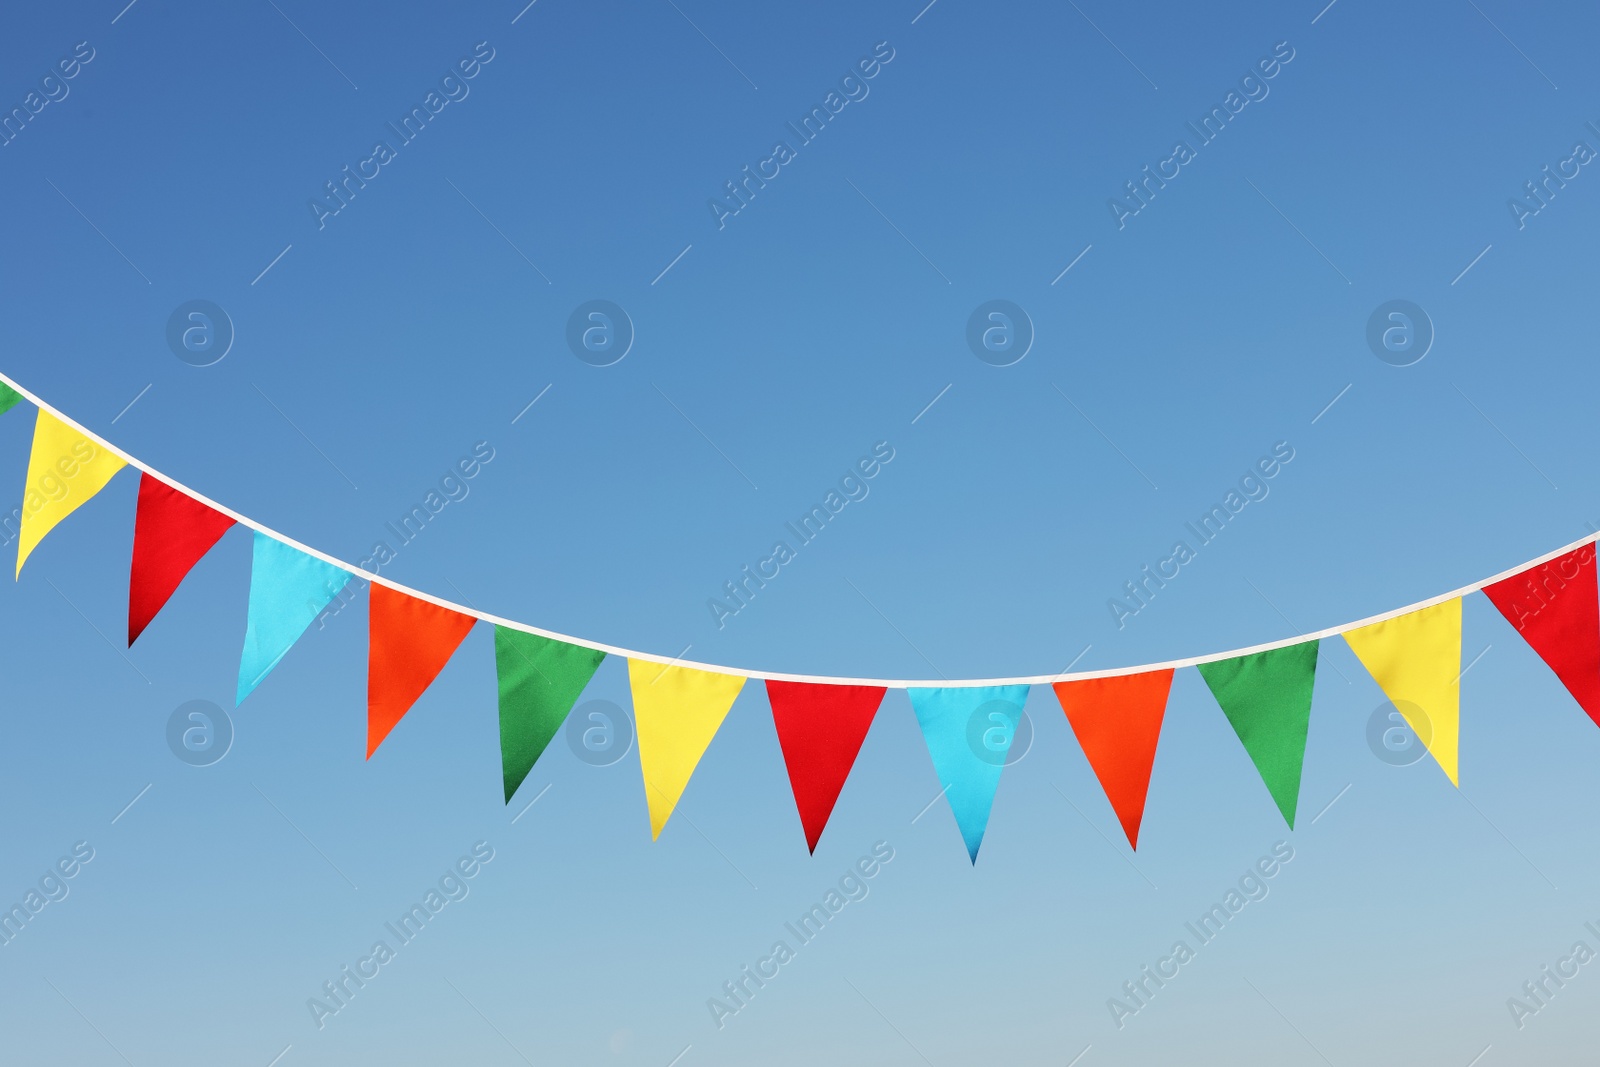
[367,584,477,757]
[1051,669,1174,849]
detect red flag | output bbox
[368,584,477,757]
[766,680,886,852]
[1051,669,1174,849]
[1483,544,1600,727]
[128,473,235,645]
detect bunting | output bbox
[0,375,1594,865]
[1344,599,1463,785]
[1483,546,1600,727]
[1196,642,1318,828]
[367,584,477,757]
[629,661,745,839]
[17,410,126,577]
[908,685,1029,863]
[1051,670,1173,849]
[495,628,606,802]
[237,532,353,703]
[127,473,236,644]
[766,681,886,852]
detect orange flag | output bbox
[1051,669,1175,849]
[368,584,477,757]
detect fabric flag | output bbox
[1344,598,1463,784]
[766,681,887,852]
[17,410,126,577]
[495,627,606,801]
[907,684,1030,864]
[628,660,745,839]
[127,474,236,644]
[367,584,477,757]
[237,531,353,703]
[1483,545,1600,727]
[1050,669,1174,849]
[1195,642,1319,828]
[0,384,24,419]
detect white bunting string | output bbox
[4,371,1590,688]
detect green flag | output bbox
[495,627,606,802]
[1196,641,1318,828]
[0,384,25,418]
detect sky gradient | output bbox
[2,1,1599,1064]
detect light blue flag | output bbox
[237,531,352,704]
[907,684,1030,864]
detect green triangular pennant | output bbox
[1196,641,1318,828]
[0,384,25,418]
[495,627,606,802]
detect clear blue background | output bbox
[2,0,1599,1063]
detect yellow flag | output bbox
[1344,598,1463,784]
[628,659,745,839]
[17,411,126,577]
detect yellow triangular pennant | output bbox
[17,411,126,577]
[1344,598,1462,784]
[628,659,745,839]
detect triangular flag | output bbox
[128,473,236,644]
[237,531,352,703]
[907,684,1029,863]
[1196,642,1318,828]
[766,680,886,852]
[1483,546,1600,727]
[628,660,745,839]
[17,410,126,577]
[0,384,24,419]
[1050,669,1174,849]
[495,627,606,801]
[1344,599,1462,784]
[367,584,477,757]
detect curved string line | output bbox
[6,370,1590,687]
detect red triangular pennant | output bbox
[368,584,477,757]
[1051,669,1174,849]
[766,680,886,852]
[128,473,236,645]
[1483,544,1600,727]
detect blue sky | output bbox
[3,0,1600,1063]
